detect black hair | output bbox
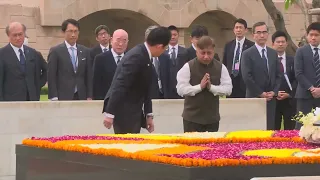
[146,26,171,46]
[168,25,179,33]
[95,25,110,36]
[252,21,268,33]
[234,18,248,29]
[190,25,208,38]
[271,31,287,43]
[61,19,80,32]
[307,22,320,34]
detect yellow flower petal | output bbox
[243,149,301,158]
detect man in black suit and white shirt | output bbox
[47,19,92,101]
[272,31,296,130]
[295,22,320,129]
[103,27,171,134]
[0,22,47,101]
[241,22,282,130]
[223,19,254,98]
[186,25,220,62]
[89,25,111,66]
[93,29,128,100]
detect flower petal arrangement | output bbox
[22,130,320,167]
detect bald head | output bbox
[111,29,129,55]
[6,22,26,48]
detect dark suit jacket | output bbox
[223,38,254,97]
[103,44,153,128]
[241,45,282,98]
[186,46,220,62]
[161,46,187,99]
[92,50,118,100]
[279,55,297,98]
[90,45,103,66]
[0,44,47,101]
[295,44,319,99]
[47,42,93,100]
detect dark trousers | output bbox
[113,120,141,134]
[295,98,320,130]
[275,99,296,130]
[183,120,219,132]
[266,98,276,130]
[228,75,245,98]
[73,92,79,100]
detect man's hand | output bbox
[277,91,289,100]
[266,91,275,101]
[103,117,113,129]
[311,88,320,98]
[200,74,208,89]
[146,117,154,133]
[206,73,211,90]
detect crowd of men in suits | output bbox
[1,17,320,132]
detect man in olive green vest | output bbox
[176,36,232,132]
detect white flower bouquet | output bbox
[295,107,320,144]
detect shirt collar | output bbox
[310,44,320,50]
[10,43,24,52]
[111,48,124,57]
[255,43,267,52]
[144,42,152,60]
[192,43,197,50]
[278,52,286,59]
[100,44,109,51]
[65,41,77,49]
[236,37,245,44]
[169,44,178,50]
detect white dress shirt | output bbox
[100,44,109,52]
[111,48,124,64]
[278,52,286,73]
[233,37,245,64]
[10,43,24,61]
[176,62,232,97]
[104,42,153,119]
[169,44,178,58]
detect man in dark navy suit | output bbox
[89,25,111,66]
[102,27,171,134]
[272,31,296,130]
[92,29,128,100]
[223,19,254,98]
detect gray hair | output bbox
[5,22,26,36]
[145,25,159,39]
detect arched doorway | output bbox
[77,9,159,49]
[185,10,238,58]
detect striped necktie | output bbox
[314,48,320,87]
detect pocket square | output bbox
[82,58,86,61]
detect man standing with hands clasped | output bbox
[176,36,232,132]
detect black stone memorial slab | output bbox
[16,145,320,180]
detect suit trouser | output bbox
[183,120,219,133]
[266,98,277,130]
[228,74,245,98]
[275,99,296,130]
[113,120,141,134]
[295,98,320,130]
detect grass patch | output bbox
[40,95,48,101]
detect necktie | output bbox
[313,48,320,87]
[232,42,241,77]
[19,49,26,72]
[171,47,176,66]
[279,56,284,73]
[117,55,121,64]
[103,48,108,52]
[153,57,160,77]
[261,49,269,72]
[70,47,77,71]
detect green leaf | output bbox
[285,0,294,10]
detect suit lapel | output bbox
[252,46,268,75]
[6,44,24,73]
[107,51,117,68]
[61,43,76,74]
[23,46,33,71]
[229,40,236,67]
[266,47,273,74]
[243,39,251,52]
[76,45,84,74]
[307,45,315,68]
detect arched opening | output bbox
[77,9,159,49]
[185,10,239,58]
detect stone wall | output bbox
[0,98,266,180]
